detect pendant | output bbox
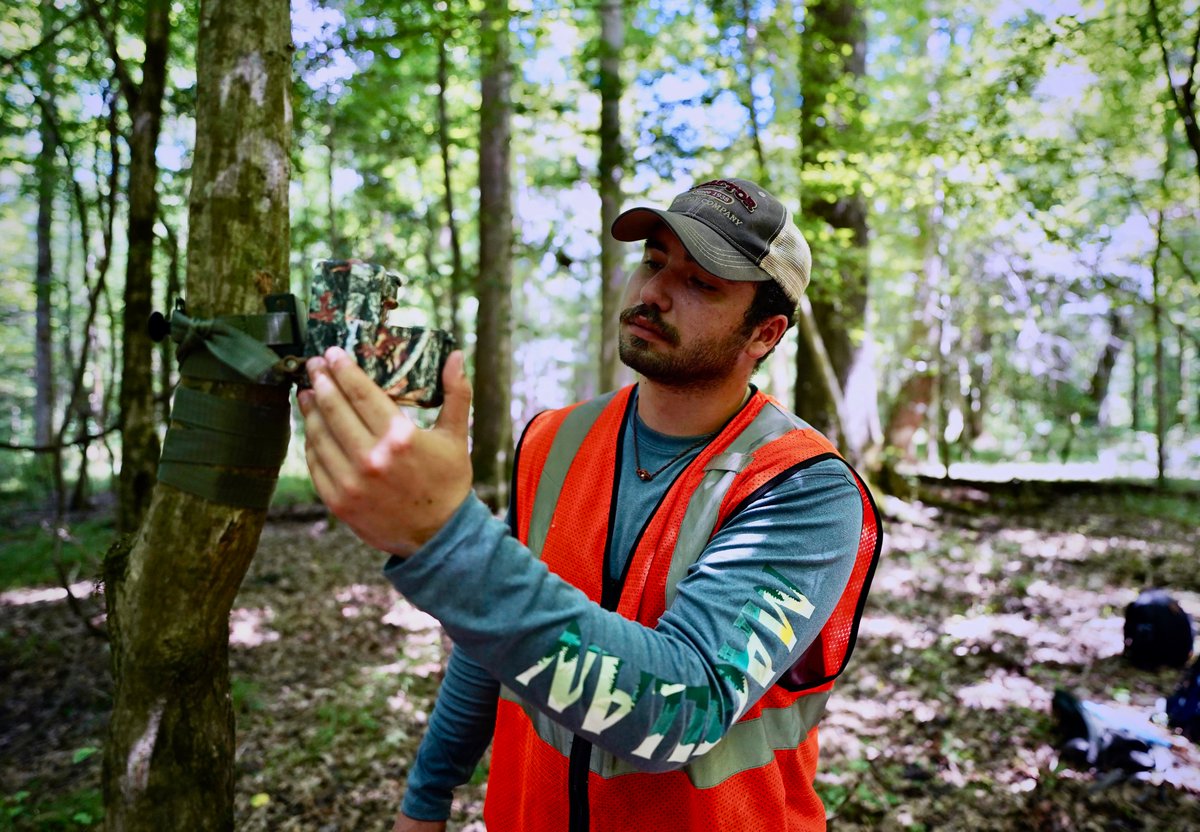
[636,468,653,482]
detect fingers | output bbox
[298,389,354,501]
[434,350,472,438]
[321,347,403,437]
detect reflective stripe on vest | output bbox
[499,386,878,785]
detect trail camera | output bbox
[302,259,455,408]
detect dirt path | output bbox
[2,491,1197,830]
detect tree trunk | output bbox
[1152,212,1167,485]
[1131,332,1141,431]
[795,0,880,467]
[158,219,181,426]
[736,0,769,182]
[102,2,293,829]
[36,115,56,451]
[597,0,625,392]
[470,0,514,511]
[436,30,465,348]
[117,0,171,534]
[1085,306,1125,427]
[1148,0,1200,201]
[35,2,57,451]
[326,103,339,254]
[885,163,944,459]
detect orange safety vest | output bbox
[485,386,881,832]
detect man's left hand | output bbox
[298,346,473,557]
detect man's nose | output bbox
[639,268,674,310]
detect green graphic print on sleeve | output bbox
[512,564,817,764]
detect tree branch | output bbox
[81,0,139,107]
[1,424,120,453]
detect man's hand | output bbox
[392,811,446,832]
[298,346,473,557]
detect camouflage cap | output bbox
[611,178,811,303]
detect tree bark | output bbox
[102,1,292,829]
[796,0,880,467]
[1085,307,1125,427]
[1152,212,1167,485]
[885,163,944,458]
[436,29,465,348]
[35,1,57,451]
[597,0,625,393]
[36,104,56,449]
[117,0,171,534]
[470,0,514,510]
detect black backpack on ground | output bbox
[1123,589,1194,671]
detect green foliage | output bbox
[268,474,320,508]
[1,787,103,831]
[0,516,112,591]
[231,678,266,714]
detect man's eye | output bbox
[690,277,717,292]
[643,258,664,270]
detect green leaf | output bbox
[72,746,100,765]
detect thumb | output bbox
[434,350,472,437]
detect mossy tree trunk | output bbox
[116,0,171,534]
[102,1,293,830]
[470,0,514,510]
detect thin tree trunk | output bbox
[885,162,944,458]
[597,0,625,392]
[436,30,464,347]
[1148,0,1200,201]
[102,2,293,828]
[35,0,58,455]
[1131,332,1141,431]
[36,104,56,450]
[1085,306,1125,426]
[470,0,514,510]
[326,103,338,254]
[736,0,769,182]
[117,0,171,534]
[1152,212,1167,485]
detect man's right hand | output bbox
[392,811,446,832]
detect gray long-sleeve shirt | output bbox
[385,402,863,821]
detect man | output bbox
[299,177,881,831]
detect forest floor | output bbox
[2,482,1199,831]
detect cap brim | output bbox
[612,207,773,285]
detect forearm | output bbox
[384,464,861,772]
[401,647,499,821]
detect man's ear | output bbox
[747,314,790,359]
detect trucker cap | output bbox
[611,177,811,303]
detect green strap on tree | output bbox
[155,304,302,510]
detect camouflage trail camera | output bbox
[301,259,456,408]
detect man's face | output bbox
[617,226,760,390]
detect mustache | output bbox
[620,304,679,345]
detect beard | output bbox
[618,304,750,390]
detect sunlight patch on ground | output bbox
[0,580,96,606]
[857,615,938,649]
[943,610,1125,664]
[957,669,1052,711]
[382,601,439,632]
[230,607,281,647]
[335,583,394,619]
